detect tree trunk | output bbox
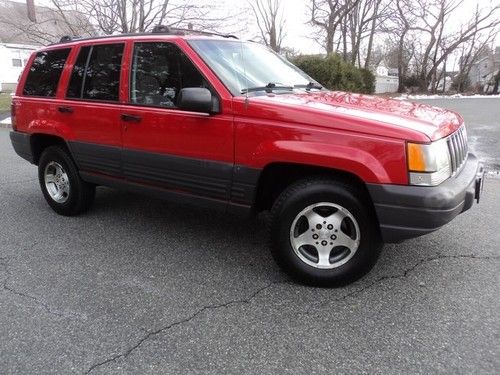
[364,0,380,70]
[326,31,334,55]
[397,34,406,92]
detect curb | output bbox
[0,123,11,129]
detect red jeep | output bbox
[9,28,484,285]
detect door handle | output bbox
[58,106,73,113]
[121,114,142,123]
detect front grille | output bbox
[446,126,468,175]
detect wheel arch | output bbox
[253,162,376,215]
[30,133,72,165]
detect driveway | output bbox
[0,98,499,374]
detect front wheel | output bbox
[269,177,382,286]
[38,146,95,216]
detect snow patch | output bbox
[486,170,500,180]
[396,94,500,100]
[0,117,11,125]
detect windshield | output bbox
[188,39,318,96]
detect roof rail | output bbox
[54,26,238,45]
[166,26,238,39]
[59,35,83,43]
[152,25,171,34]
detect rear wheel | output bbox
[38,146,95,216]
[269,177,382,286]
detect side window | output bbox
[23,48,70,97]
[130,42,210,108]
[66,43,123,101]
[66,46,90,99]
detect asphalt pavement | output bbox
[0,98,499,374]
[417,97,500,175]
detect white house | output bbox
[374,65,398,94]
[0,0,94,92]
[0,43,37,92]
[469,47,500,86]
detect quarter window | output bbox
[66,43,124,102]
[23,48,70,97]
[130,42,210,108]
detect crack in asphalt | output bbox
[84,253,499,374]
[85,253,500,374]
[0,252,82,320]
[307,253,500,314]
[85,280,287,374]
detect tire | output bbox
[269,177,382,286]
[38,146,95,216]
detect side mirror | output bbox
[177,87,218,114]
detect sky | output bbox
[16,0,320,53]
[12,0,500,58]
[239,0,323,54]
[219,0,497,56]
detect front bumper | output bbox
[367,153,484,243]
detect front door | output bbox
[120,41,234,203]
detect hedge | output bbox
[291,54,375,94]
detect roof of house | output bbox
[0,0,94,45]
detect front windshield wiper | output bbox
[241,82,293,94]
[294,82,323,91]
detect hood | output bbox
[251,91,463,141]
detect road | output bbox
[417,97,500,175]
[0,98,499,374]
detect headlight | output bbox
[407,138,451,186]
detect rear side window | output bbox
[67,43,124,102]
[23,48,70,97]
[66,46,91,99]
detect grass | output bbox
[0,93,12,113]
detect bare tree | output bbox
[390,0,417,91]
[50,0,234,35]
[0,0,95,45]
[309,0,361,55]
[249,0,286,52]
[0,0,237,44]
[343,0,388,67]
[454,28,497,92]
[391,0,499,92]
[429,4,499,92]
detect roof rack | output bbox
[166,27,238,39]
[56,25,238,45]
[58,35,84,43]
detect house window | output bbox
[12,58,22,67]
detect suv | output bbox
[10,28,484,286]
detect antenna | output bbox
[239,40,249,107]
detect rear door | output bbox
[61,42,125,178]
[120,40,234,203]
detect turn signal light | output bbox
[407,143,426,172]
